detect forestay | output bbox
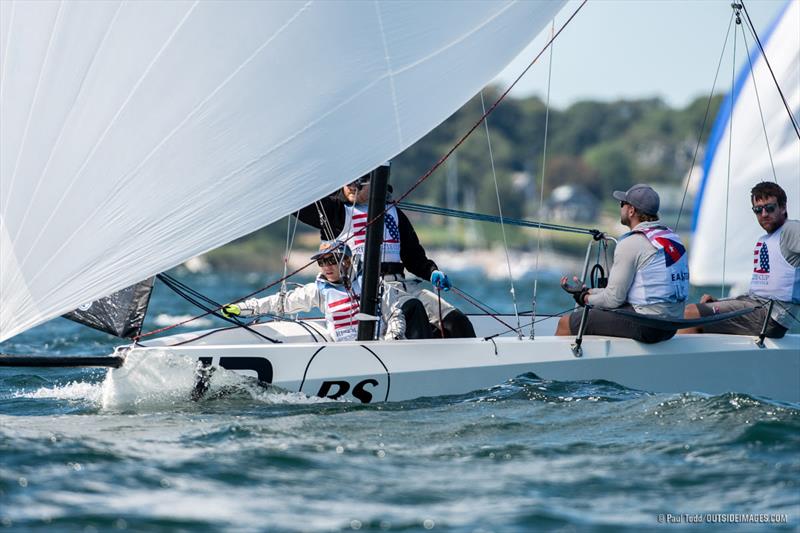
[690,0,800,287]
[0,0,565,341]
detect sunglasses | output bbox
[752,203,778,215]
[317,254,342,267]
[620,201,630,208]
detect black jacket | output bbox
[296,195,438,280]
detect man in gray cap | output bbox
[555,184,690,343]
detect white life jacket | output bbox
[626,226,690,305]
[316,275,361,341]
[750,224,800,303]
[336,203,402,263]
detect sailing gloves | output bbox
[430,270,451,291]
[560,277,590,307]
[221,304,241,318]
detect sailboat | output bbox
[2,1,798,404]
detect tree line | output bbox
[205,90,723,270]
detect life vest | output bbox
[750,224,800,303]
[336,203,402,263]
[316,275,361,341]
[626,226,689,305]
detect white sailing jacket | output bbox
[750,224,800,304]
[238,275,362,342]
[336,203,402,263]
[626,226,689,306]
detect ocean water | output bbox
[1,271,798,532]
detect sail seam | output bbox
[20,1,317,288]
[0,0,16,115]
[388,1,518,79]
[11,2,125,249]
[18,1,201,277]
[3,1,65,216]
[374,0,403,146]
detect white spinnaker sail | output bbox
[690,0,799,287]
[0,0,566,341]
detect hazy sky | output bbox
[493,0,788,109]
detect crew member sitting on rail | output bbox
[295,163,475,338]
[555,184,689,343]
[680,181,799,338]
[222,241,429,342]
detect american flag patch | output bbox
[753,241,770,274]
[328,295,359,330]
[353,213,368,246]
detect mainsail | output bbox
[690,0,799,287]
[0,0,566,341]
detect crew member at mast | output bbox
[555,184,689,343]
[680,181,799,337]
[295,163,475,338]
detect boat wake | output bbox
[12,350,338,411]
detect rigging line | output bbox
[739,15,778,183]
[137,256,320,339]
[484,305,576,341]
[480,90,521,337]
[674,11,735,230]
[449,286,516,333]
[398,202,597,235]
[532,19,555,340]
[722,8,740,299]
[314,200,336,241]
[342,2,590,272]
[390,0,588,207]
[280,213,301,315]
[153,274,280,344]
[741,0,800,138]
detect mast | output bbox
[357,165,390,341]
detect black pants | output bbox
[401,299,433,339]
[429,309,476,338]
[568,306,675,344]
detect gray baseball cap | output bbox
[613,184,660,216]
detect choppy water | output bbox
[2,271,798,531]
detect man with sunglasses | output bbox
[681,181,799,337]
[222,241,427,342]
[555,184,690,343]
[295,163,475,338]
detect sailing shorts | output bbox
[695,295,787,338]
[568,305,676,344]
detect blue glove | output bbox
[430,270,451,291]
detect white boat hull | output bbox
[120,317,800,404]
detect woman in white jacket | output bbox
[223,241,429,341]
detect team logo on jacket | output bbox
[753,241,770,274]
[654,236,686,266]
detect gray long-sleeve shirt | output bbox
[586,221,685,319]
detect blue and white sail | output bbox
[690,0,799,287]
[0,0,566,341]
